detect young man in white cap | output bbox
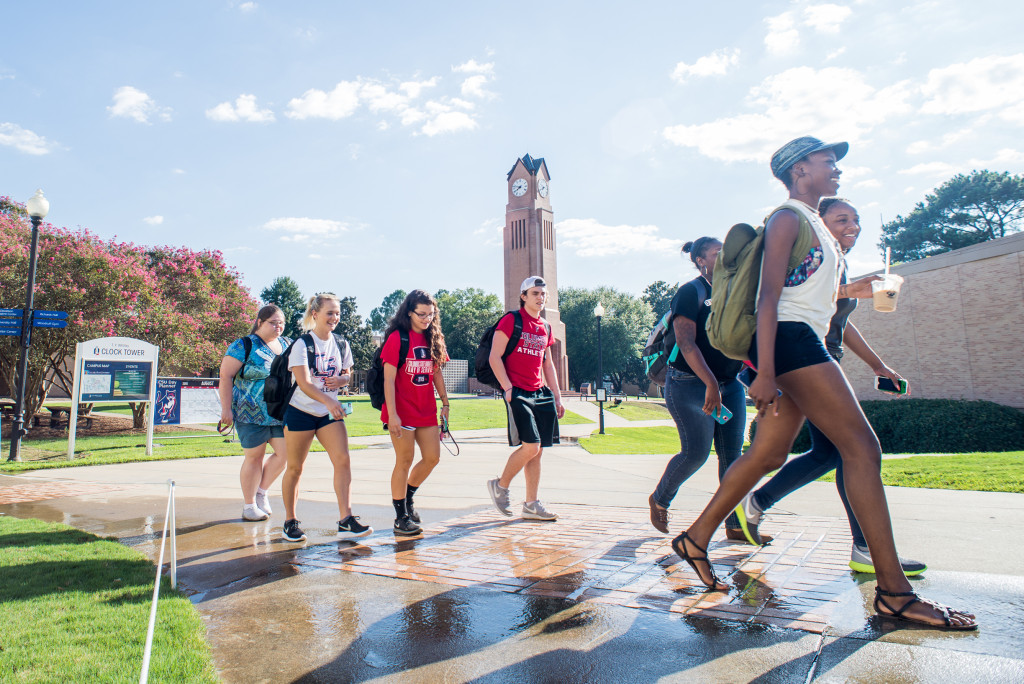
[486,276,566,520]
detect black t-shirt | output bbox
[824,272,856,361]
[669,276,743,381]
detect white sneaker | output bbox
[522,500,558,521]
[254,490,272,517]
[242,503,268,521]
[487,478,512,516]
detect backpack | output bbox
[705,206,814,361]
[474,311,550,389]
[237,336,253,380]
[642,278,708,387]
[365,330,410,411]
[264,332,349,420]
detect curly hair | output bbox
[817,196,852,217]
[383,289,447,369]
[681,236,721,270]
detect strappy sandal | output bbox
[671,532,728,591]
[874,588,977,631]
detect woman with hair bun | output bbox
[647,238,748,541]
[280,293,372,543]
[381,290,450,536]
[219,304,290,521]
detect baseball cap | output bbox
[770,136,849,180]
[520,276,547,291]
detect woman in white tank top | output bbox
[672,137,977,631]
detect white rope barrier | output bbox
[139,479,176,684]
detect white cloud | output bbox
[906,129,971,155]
[206,94,275,122]
[764,12,799,55]
[921,54,1024,116]
[556,218,678,257]
[452,59,494,75]
[460,74,495,99]
[804,4,853,33]
[853,179,882,189]
[107,86,171,123]
[0,122,57,155]
[826,47,847,61]
[262,217,349,243]
[671,48,740,83]
[663,67,912,163]
[172,168,186,175]
[970,148,1024,166]
[899,161,957,176]
[286,81,362,120]
[421,110,477,136]
[399,77,438,99]
[473,218,503,247]
[143,215,164,226]
[238,1,256,11]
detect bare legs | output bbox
[499,442,543,502]
[282,422,353,521]
[390,426,441,500]
[239,436,286,504]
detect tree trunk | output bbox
[130,402,148,429]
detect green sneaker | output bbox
[849,544,927,576]
[734,493,766,546]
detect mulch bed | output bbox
[1,412,209,440]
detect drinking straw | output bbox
[884,246,890,275]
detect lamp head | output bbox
[26,189,49,219]
[593,303,605,318]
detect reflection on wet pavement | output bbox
[292,505,859,634]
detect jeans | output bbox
[653,367,745,527]
[751,420,865,547]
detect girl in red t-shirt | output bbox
[381,289,450,536]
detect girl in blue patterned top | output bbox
[218,304,291,522]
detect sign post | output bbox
[68,337,159,459]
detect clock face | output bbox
[537,179,548,197]
[511,178,528,197]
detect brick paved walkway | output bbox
[0,481,126,505]
[292,504,857,634]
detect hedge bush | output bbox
[748,399,1024,454]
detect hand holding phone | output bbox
[875,376,908,394]
[711,405,733,424]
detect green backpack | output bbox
[705,206,815,361]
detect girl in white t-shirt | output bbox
[280,293,372,542]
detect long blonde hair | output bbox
[301,293,340,331]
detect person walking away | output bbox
[486,276,566,521]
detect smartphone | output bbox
[712,405,733,424]
[341,402,354,415]
[875,377,908,394]
[440,416,449,440]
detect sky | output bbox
[3,0,1024,317]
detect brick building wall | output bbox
[844,232,1024,409]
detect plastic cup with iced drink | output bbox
[871,274,904,312]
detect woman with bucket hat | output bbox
[671,137,976,630]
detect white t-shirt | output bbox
[287,333,353,416]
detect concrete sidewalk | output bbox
[2,437,1022,682]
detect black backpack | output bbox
[264,332,349,420]
[641,279,708,387]
[365,330,410,411]
[474,311,550,389]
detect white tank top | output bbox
[762,199,844,339]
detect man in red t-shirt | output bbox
[486,276,566,521]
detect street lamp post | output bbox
[8,189,49,462]
[594,302,605,435]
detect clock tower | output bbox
[504,153,568,388]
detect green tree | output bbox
[559,286,654,392]
[881,170,1024,261]
[642,280,679,318]
[434,288,504,362]
[333,296,376,371]
[260,276,305,339]
[368,288,407,334]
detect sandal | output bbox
[671,532,728,591]
[874,588,977,630]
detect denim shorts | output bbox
[235,422,284,449]
[283,405,341,432]
[749,321,832,376]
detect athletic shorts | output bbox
[504,386,560,448]
[235,422,285,449]
[749,321,833,376]
[283,405,341,432]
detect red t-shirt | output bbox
[496,310,553,391]
[380,329,445,427]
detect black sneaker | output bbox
[337,515,373,539]
[393,516,422,537]
[407,502,421,524]
[282,519,306,542]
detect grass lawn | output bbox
[586,400,670,421]
[0,517,217,682]
[0,431,365,473]
[578,426,681,454]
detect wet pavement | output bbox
[2,440,1023,682]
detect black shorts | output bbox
[283,405,342,432]
[504,386,560,448]
[749,321,833,376]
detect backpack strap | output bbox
[238,336,253,381]
[331,332,351,370]
[399,330,410,368]
[502,311,524,360]
[301,333,316,374]
[765,206,816,271]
